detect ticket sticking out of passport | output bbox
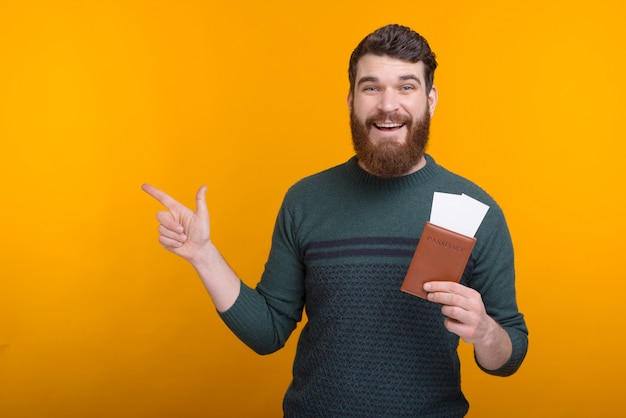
[400,221,477,299]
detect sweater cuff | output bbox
[217,281,282,355]
[477,327,528,377]
[218,280,258,332]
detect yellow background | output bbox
[1,0,624,417]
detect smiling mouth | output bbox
[374,122,405,131]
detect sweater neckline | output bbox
[345,154,439,189]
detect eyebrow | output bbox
[399,74,422,85]
[356,74,422,87]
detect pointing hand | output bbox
[142,184,211,264]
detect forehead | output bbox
[356,54,426,83]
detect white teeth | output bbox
[376,123,403,128]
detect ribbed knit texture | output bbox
[220,155,528,417]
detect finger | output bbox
[158,235,185,249]
[425,282,475,303]
[158,224,187,243]
[443,317,469,336]
[156,210,185,233]
[424,281,465,294]
[440,305,468,322]
[195,185,208,214]
[429,290,465,306]
[141,183,181,209]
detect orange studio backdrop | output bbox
[1,1,625,417]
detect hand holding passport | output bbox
[400,193,489,299]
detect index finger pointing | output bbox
[141,183,180,208]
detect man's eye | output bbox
[363,86,378,92]
[401,85,415,91]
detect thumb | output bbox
[195,185,208,214]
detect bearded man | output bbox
[143,24,528,418]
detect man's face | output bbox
[348,54,438,178]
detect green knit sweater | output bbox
[220,154,528,417]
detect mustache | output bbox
[365,112,412,126]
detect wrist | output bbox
[474,320,512,371]
[188,240,218,270]
[188,241,241,312]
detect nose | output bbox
[377,89,399,113]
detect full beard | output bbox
[350,107,431,178]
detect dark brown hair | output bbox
[348,24,438,95]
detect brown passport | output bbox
[401,221,476,299]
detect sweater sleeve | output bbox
[470,209,528,376]
[218,198,306,355]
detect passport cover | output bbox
[401,221,476,299]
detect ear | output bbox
[347,89,353,111]
[427,85,438,117]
